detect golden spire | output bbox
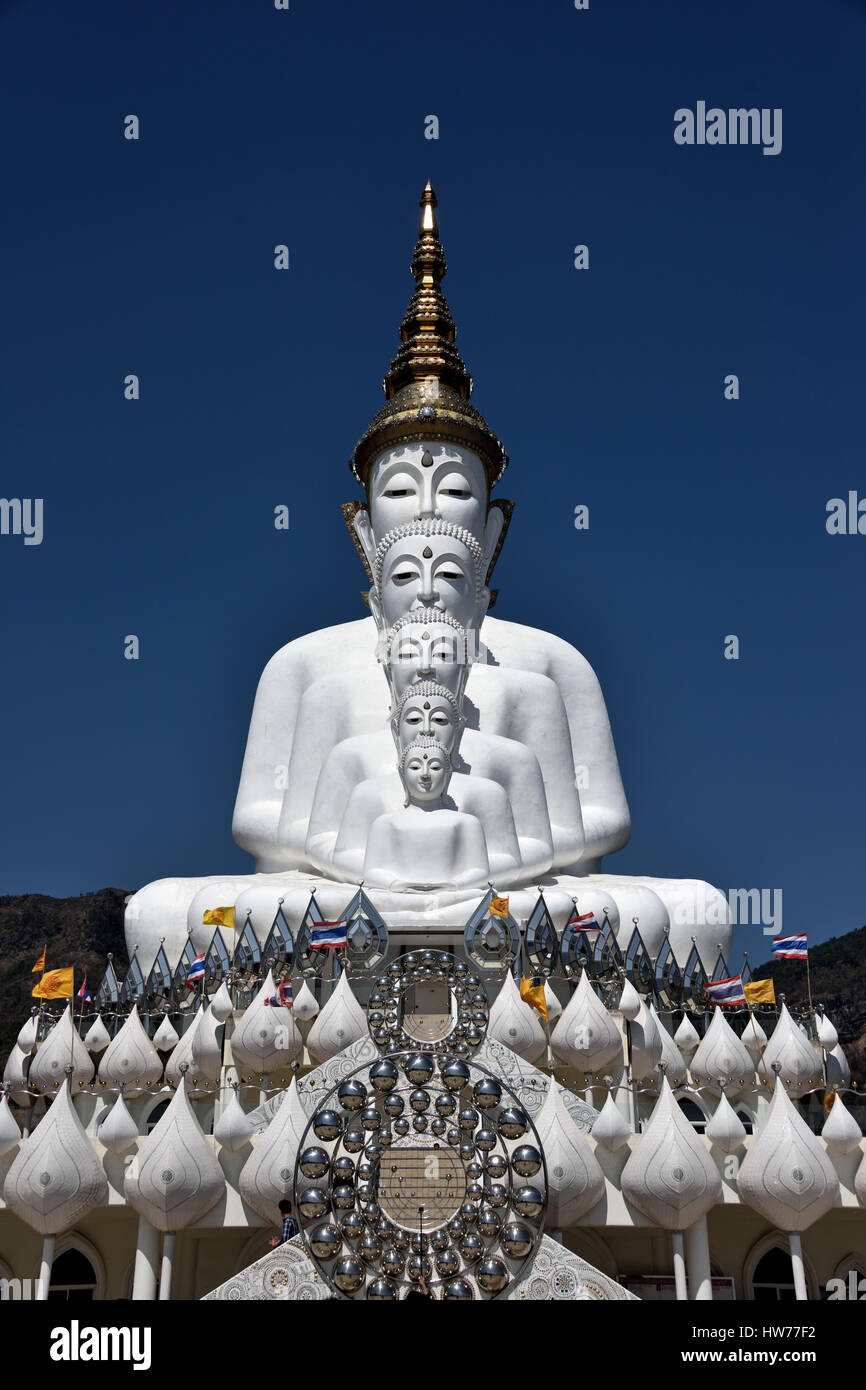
[350,183,507,488]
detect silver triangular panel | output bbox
[95,958,121,1011]
[524,894,559,973]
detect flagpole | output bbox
[805,951,814,1014]
[746,999,772,1090]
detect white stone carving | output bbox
[740,1012,767,1061]
[856,1148,866,1209]
[3,1043,33,1107]
[507,1234,637,1301]
[191,1004,224,1081]
[645,1005,687,1089]
[202,1236,330,1301]
[544,980,562,1024]
[761,1004,823,1097]
[213,1089,255,1153]
[239,1076,310,1223]
[210,982,234,1023]
[590,1092,632,1151]
[736,1076,840,1231]
[534,1082,605,1226]
[688,1008,754,1097]
[618,979,641,1021]
[29,1006,94,1093]
[165,1010,214,1094]
[305,972,367,1066]
[3,1080,108,1234]
[231,972,301,1074]
[673,1013,701,1056]
[84,1014,112,1053]
[620,1077,722,1229]
[152,1014,180,1051]
[815,1011,839,1050]
[123,1074,225,1231]
[487,971,547,1064]
[826,1043,851,1090]
[549,971,622,1074]
[704,1090,747,1153]
[292,980,319,1025]
[821,1094,862,1157]
[98,1005,163,1094]
[628,998,663,1082]
[16,1014,39,1055]
[98,1093,140,1154]
[0,1094,22,1156]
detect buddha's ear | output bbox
[352,507,378,575]
[483,499,514,585]
[369,588,384,633]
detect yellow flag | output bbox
[489,896,509,919]
[824,1092,836,1113]
[520,976,548,1022]
[203,906,235,929]
[744,979,775,1006]
[32,967,74,999]
[31,951,46,973]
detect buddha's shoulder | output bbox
[481,616,599,679]
[259,618,377,678]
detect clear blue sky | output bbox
[1,0,864,972]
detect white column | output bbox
[159,1231,175,1301]
[671,1230,688,1301]
[36,1233,55,1300]
[131,1216,160,1300]
[685,1216,713,1300]
[789,1232,808,1301]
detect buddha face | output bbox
[402,747,450,804]
[386,621,468,700]
[377,532,480,630]
[368,442,487,541]
[396,693,459,754]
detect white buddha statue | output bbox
[124,183,731,972]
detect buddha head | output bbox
[380,608,470,701]
[370,519,488,632]
[399,735,452,808]
[391,680,463,756]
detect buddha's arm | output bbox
[329,779,391,880]
[232,640,313,864]
[545,640,631,865]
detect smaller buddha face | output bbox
[402,748,450,803]
[396,694,459,753]
[369,442,487,541]
[387,622,468,700]
[379,532,479,630]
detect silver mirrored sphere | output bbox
[513,1186,545,1220]
[498,1107,529,1140]
[393,1117,410,1137]
[485,1154,507,1180]
[459,1200,479,1224]
[436,1250,460,1278]
[369,1059,399,1093]
[344,1128,366,1153]
[441,1059,471,1091]
[341,1212,364,1240]
[407,1254,431,1282]
[512,1144,542,1178]
[338,1080,367,1112]
[459,1233,483,1263]
[312,1110,342,1141]
[297,1188,329,1220]
[435,1094,457,1117]
[382,1249,405,1277]
[430,1228,449,1252]
[309,1224,342,1259]
[367,1278,397,1300]
[477,1207,501,1240]
[409,1089,431,1113]
[332,1257,364,1293]
[405,1053,434,1084]
[412,1115,428,1133]
[359,1233,382,1264]
[485,1183,509,1208]
[458,1107,479,1132]
[443,1278,474,1300]
[298,1146,330,1179]
[384,1095,405,1118]
[431,1117,447,1137]
[477,1258,509,1294]
[473,1078,502,1110]
[500,1222,534,1258]
[332,1183,356,1210]
[474,1128,497,1153]
[332,1155,355,1181]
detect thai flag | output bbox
[310,921,348,949]
[569,909,601,931]
[77,977,92,1002]
[264,978,293,1008]
[186,953,206,988]
[773,933,807,959]
[705,975,748,1007]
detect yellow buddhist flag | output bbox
[744,979,775,1006]
[32,967,74,999]
[824,1092,836,1113]
[31,950,46,973]
[520,976,548,1022]
[203,906,235,929]
[489,896,509,919]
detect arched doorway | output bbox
[48,1249,97,1302]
